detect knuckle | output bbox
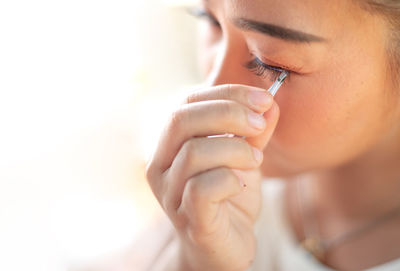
[180,139,198,167]
[163,195,187,230]
[184,91,200,104]
[161,194,171,212]
[145,160,158,186]
[187,227,208,246]
[162,194,175,216]
[168,106,188,134]
[169,108,184,130]
[222,101,248,128]
[144,161,153,181]
[224,83,242,101]
[219,101,238,123]
[224,83,234,98]
[185,177,203,203]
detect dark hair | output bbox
[360,1,400,87]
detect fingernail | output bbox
[248,111,266,130]
[252,147,263,163]
[249,90,272,107]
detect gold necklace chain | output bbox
[296,177,400,262]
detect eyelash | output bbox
[245,58,289,81]
[188,7,291,81]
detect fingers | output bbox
[176,167,243,235]
[227,169,262,222]
[172,136,262,180]
[152,100,268,172]
[246,101,280,150]
[183,84,279,151]
[185,84,273,114]
[164,136,262,212]
[145,84,280,234]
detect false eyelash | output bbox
[186,7,220,27]
[245,57,289,82]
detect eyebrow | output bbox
[232,18,326,43]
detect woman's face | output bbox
[195,0,400,177]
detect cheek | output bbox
[266,63,388,171]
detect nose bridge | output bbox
[206,35,245,87]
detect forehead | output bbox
[210,0,358,39]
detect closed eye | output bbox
[187,7,293,81]
[244,57,289,82]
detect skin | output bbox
[146,0,400,270]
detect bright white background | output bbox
[0,0,200,270]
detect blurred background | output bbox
[0,0,200,270]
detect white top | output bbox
[247,179,400,271]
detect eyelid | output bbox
[249,51,304,74]
[253,57,286,73]
[258,57,304,75]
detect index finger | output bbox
[184,84,274,114]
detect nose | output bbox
[206,38,251,87]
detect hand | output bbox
[146,84,280,271]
